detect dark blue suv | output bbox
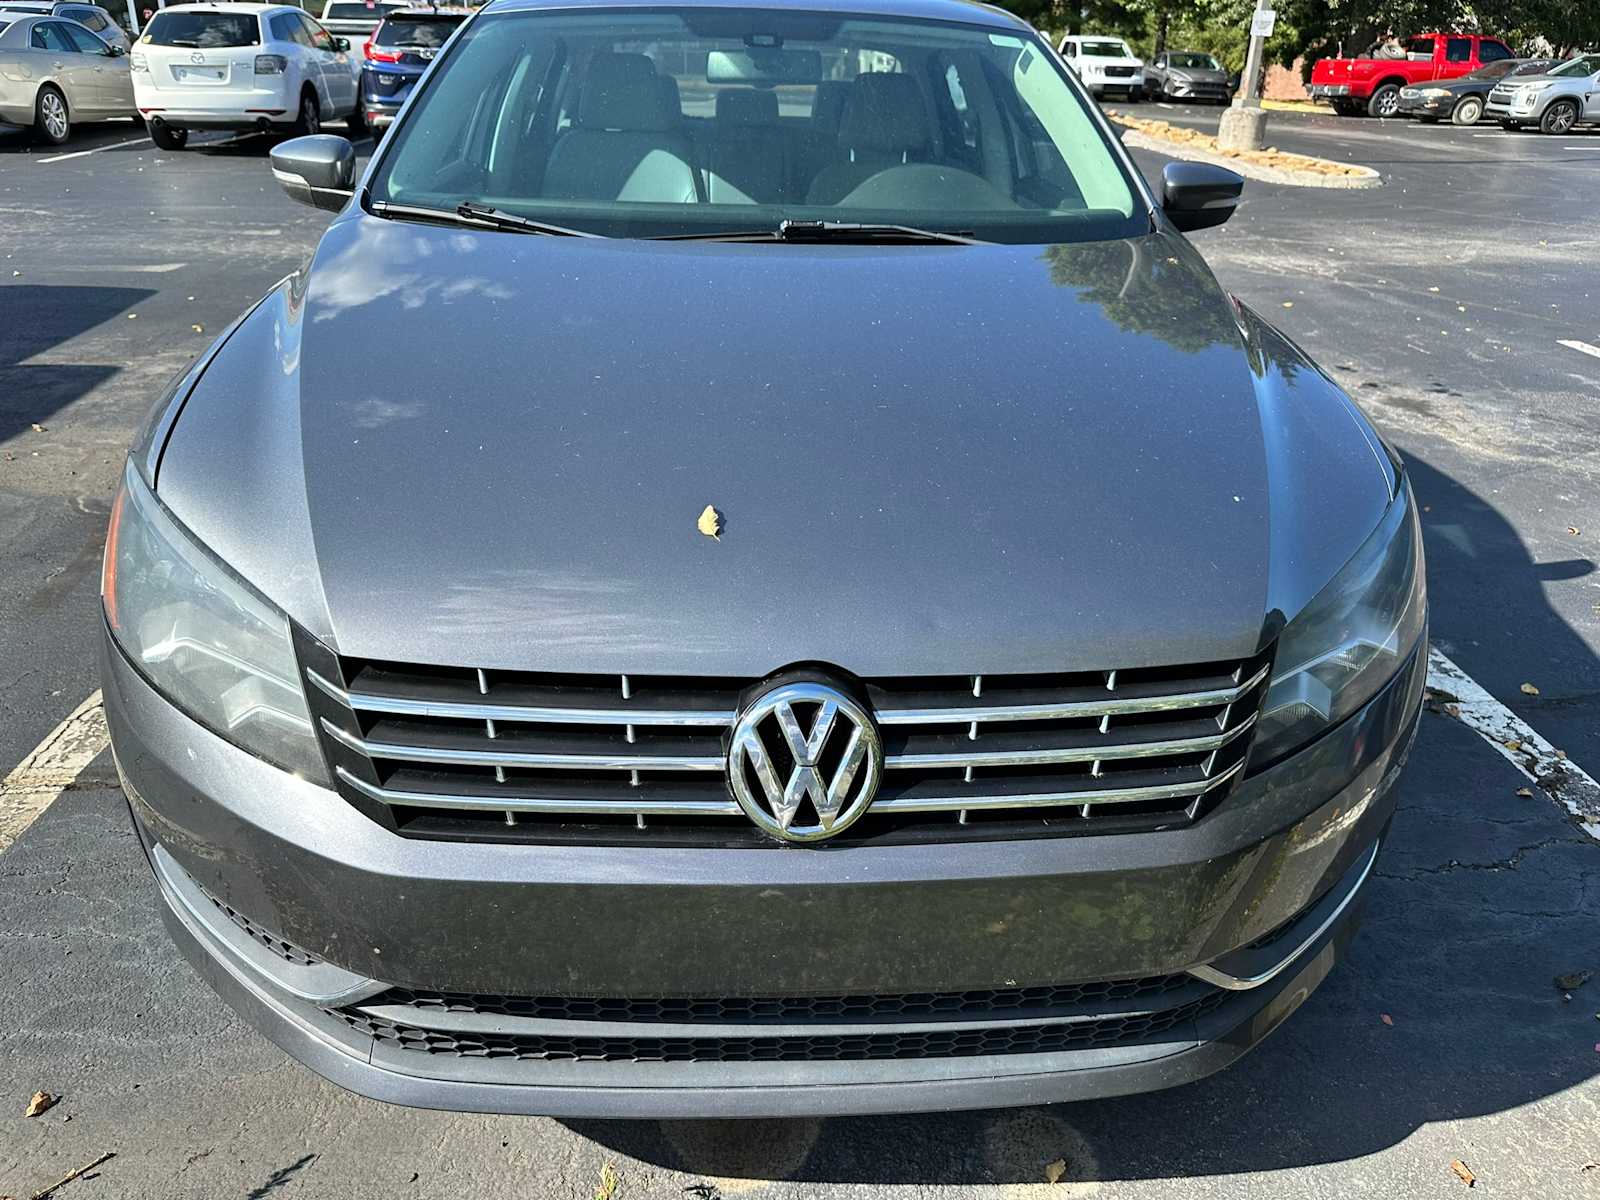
[359,7,467,129]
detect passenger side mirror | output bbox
[270,135,356,212]
[334,35,349,51]
[1161,161,1243,232]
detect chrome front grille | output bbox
[299,638,1270,844]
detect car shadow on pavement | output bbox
[0,284,154,443]
[565,449,1600,1189]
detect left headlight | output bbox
[102,461,327,781]
[1253,479,1426,766]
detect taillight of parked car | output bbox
[364,41,403,62]
[255,54,287,74]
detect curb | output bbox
[1110,119,1382,190]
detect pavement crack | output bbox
[1374,835,1590,879]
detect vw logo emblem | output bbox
[728,682,882,844]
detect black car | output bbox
[1397,57,1556,125]
[358,6,467,129]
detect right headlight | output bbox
[102,461,327,782]
[1253,480,1426,765]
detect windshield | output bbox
[1079,39,1131,58]
[369,8,1144,243]
[1166,52,1217,70]
[142,10,258,46]
[373,13,460,46]
[1550,54,1600,78]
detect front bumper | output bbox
[105,624,1424,1116]
[1397,92,1451,116]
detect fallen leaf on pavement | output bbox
[30,422,46,433]
[24,1091,57,1117]
[1450,1159,1476,1187]
[191,324,204,334]
[594,1161,620,1200]
[1045,1158,1068,1184]
[1555,971,1592,992]
[1570,527,1581,536]
[1520,682,1540,695]
[1281,301,1294,308]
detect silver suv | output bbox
[1486,53,1600,134]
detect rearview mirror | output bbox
[706,47,821,85]
[270,135,356,212]
[1161,161,1243,232]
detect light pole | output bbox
[1218,0,1273,151]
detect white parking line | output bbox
[1558,338,1600,361]
[36,135,152,164]
[1427,648,1600,841]
[0,691,109,852]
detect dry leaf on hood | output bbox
[697,505,723,541]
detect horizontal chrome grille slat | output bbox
[871,760,1244,813]
[308,669,736,727]
[874,663,1269,725]
[338,768,743,816]
[322,719,724,772]
[884,714,1256,770]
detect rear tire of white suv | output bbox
[34,85,70,146]
[149,123,188,151]
[293,89,321,137]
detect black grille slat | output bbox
[331,992,1226,1063]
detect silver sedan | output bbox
[0,11,134,143]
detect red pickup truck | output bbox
[1309,33,1515,118]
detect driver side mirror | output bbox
[270,134,356,212]
[107,43,126,55]
[1161,161,1243,232]
[334,36,349,51]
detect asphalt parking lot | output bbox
[3,105,1599,1199]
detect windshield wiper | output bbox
[777,219,981,244]
[369,199,602,238]
[657,220,982,245]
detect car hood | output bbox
[153,216,1396,678]
[1085,56,1143,68]
[1169,67,1227,81]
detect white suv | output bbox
[1056,34,1146,102]
[131,2,359,149]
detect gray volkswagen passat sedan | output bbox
[102,0,1426,1118]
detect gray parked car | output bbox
[1486,52,1600,133]
[1146,49,1233,103]
[0,0,130,47]
[104,0,1426,1119]
[0,11,134,142]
